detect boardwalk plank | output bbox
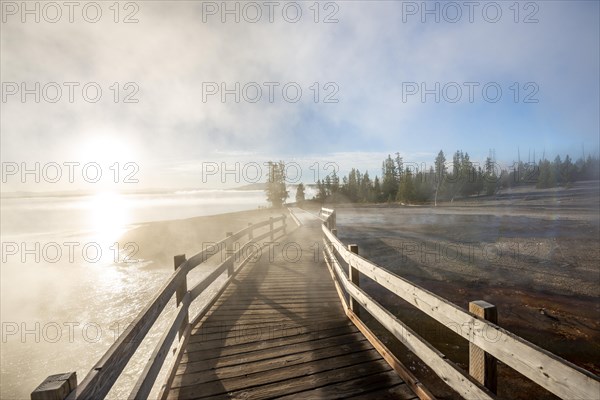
[209,360,395,400]
[188,320,353,345]
[178,333,368,374]
[276,371,412,400]
[346,382,419,400]
[164,211,417,400]
[184,325,358,357]
[173,340,373,387]
[168,354,385,399]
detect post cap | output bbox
[31,372,77,400]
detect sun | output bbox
[77,135,136,165]
[87,191,131,252]
[71,133,141,192]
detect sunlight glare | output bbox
[78,135,135,165]
[88,192,131,259]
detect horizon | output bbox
[2,148,598,193]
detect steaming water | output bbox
[0,190,267,400]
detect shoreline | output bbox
[308,181,600,220]
[0,206,290,400]
[118,207,290,268]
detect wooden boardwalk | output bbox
[164,210,418,399]
[33,207,600,400]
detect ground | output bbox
[314,181,599,399]
[120,208,288,267]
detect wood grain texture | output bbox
[469,301,498,394]
[164,213,416,400]
[324,241,493,400]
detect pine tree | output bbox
[382,155,398,201]
[395,153,404,181]
[316,179,327,202]
[361,171,372,202]
[537,159,553,188]
[347,168,359,202]
[484,156,497,195]
[414,170,434,202]
[434,150,446,206]
[330,171,340,202]
[295,183,305,204]
[373,176,382,202]
[474,166,484,195]
[399,168,415,203]
[265,161,288,208]
[561,155,575,185]
[324,175,332,200]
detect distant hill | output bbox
[235,182,317,190]
[235,182,268,190]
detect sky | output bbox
[1,0,599,191]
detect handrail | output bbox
[36,213,289,400]
[129,291,192,400]
[183,215,285,270]
[286,206,302,227]
[320,208,600,400]
[65,267,188,399]
[319,207,336,230]
[130,214,287,399]
[320,207,334,216]
[186,224,278,302]
[323,242,492,400]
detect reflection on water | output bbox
[1,189,267,239]
[0,189,267,399]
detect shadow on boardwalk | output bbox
[166,214,416,399]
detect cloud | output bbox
[1,1,598,191]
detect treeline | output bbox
[313,151,600,204]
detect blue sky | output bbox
[1,1,599,190]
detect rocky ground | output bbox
[325,181,599,399]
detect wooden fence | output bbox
[319,207,600,400]
[31,215,288,400]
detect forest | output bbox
[309,151,600,204]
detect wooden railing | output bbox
[31,215,288,400]
[320,207,335,230]
[320,208,600,400]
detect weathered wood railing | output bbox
[321,207,336,231]
[320,207,600,400]
[32,214,288,400]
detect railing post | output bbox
[331,228,337,237]
[332,210,336,230]
[248,222,253,240]
[269,217,274,240]
[226,232,234,276]
[174,254,188,339]
[348,244,360,317]
[282,214,287,235]
[31,372,77,400]
[469,300,498,394]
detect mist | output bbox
[2,1,599,399]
